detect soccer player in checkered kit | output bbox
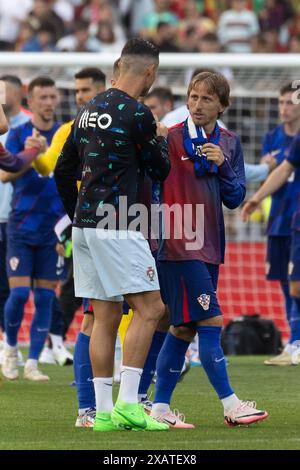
[150,71,269,428]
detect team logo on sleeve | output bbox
[9,257,19,272]
[197,294,210,311]
[146,266,155,282]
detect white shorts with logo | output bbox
[72,227,160,302]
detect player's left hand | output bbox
[202,143,225,167]
[56,242,65,257]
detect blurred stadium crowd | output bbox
[0,0,300,55]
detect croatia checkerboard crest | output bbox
[197,294,210,311]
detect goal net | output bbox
[2,52,299,343]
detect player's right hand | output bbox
[241,199,260,222]
[156,122,168,138]
[25,133,47,152]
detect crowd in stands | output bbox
[0,0,299,54]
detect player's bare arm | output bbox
[241,159,295,221]
[0,104,8,135]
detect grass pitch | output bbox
[0,355,300,450]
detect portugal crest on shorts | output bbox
[146,266,155,282]
[197,294,210,311]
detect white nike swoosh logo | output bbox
[169,368,182,373]
[215,357,225,363]
[87,377,93,382]
[181,156,189,161]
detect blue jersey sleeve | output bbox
[244,162,269,183]
[218,136,246,209]
[287,134,300,168]
[5,126,23,154]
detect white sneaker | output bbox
[75,408,96,428]
[1,347,19,380]
[151,408,195,429]
[17,350,24,366]
[24,365,49,381]
[52,344,73,366]
[291,345,300,365]
[224,400,268,426]
[39,346,56,365]
[264,350,292,366]
[0,347,24,366]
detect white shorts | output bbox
[72,227,160,302]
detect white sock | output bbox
[151,403,170,416]
[118,366,143,404]
[138,393,147,402]
[5,343,17,352]
[79,407,92,415]
[221,393,240,413]
[284,343,293,355]
[25,359,38,369]
[49,333,63,348]
[93,377,113,413]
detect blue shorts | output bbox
[157,260,221,326]
[266,236,291,282]
[289,231,300,281]
[6,233,64,280]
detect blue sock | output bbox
[280,282,293,326]
[139,331,167,396]
[197,326,234,399]
[290,298,300,344]
[74,332,95,410]
[50,296,64,336]
[4,287,30,346]
[154,332,189,405]
[29,288,55,360]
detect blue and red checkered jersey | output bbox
[262,124,300,236]
[158,123,246,265]
[5,120,64,238]
[287,131,300,232]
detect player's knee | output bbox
[198,315,223,328]
[144,298,166,324]
[171,325,195,342]
[80,314,94,336]
[156,306,170,332]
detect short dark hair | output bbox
[28,76,55,94]
[280,82,296,96]
[75,68,106,85]
[145,87,174,106]
[121,37,159,60]
[188,71,230,109]
[0,75,22,88]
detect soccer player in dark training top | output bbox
[55,38,171,432]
